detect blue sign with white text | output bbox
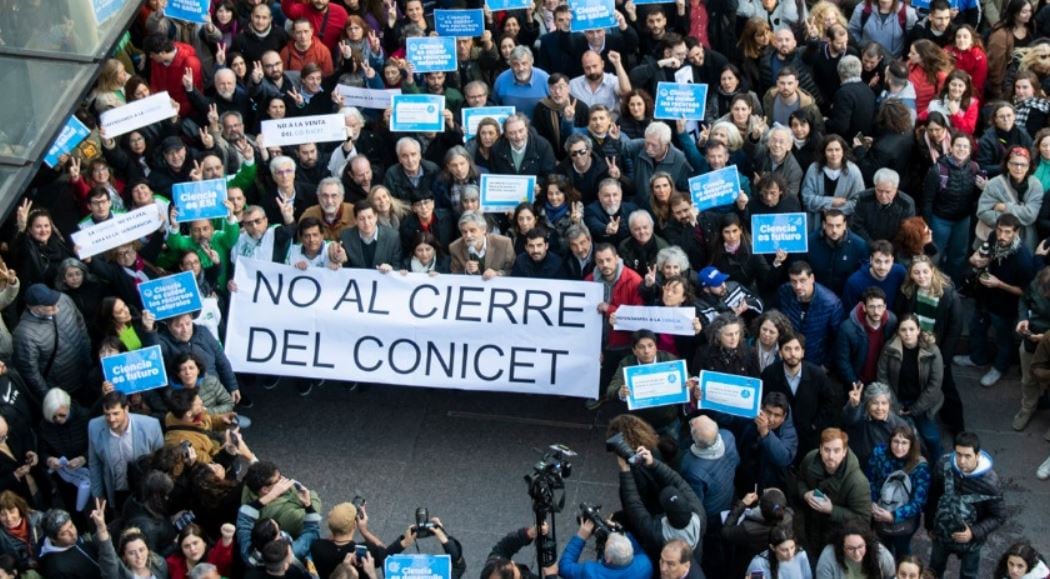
[689,166,740,211]
[102,346,169,395]
[653,82,708,121]
[385,554,452,579]
[390,95,446,132]
[697,371,762,419]
[138,271,203,320]
[435,9,486,37]
[624,360,690,411]
[751,213,809,254]
[44,116,91,168]
[485,0,533,10]
[633,0,674,4]
[172,178,229,223]
[406,37,458,73]
[163,0,209,24]
[570,0,617,31]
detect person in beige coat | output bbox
[448,212,516,278]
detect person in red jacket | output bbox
[281,0,348,57]
[143,34,203,119]
[585,242,644,407]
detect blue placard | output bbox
[570,0,618,31]
[390,95,446,132]
[385,554,452,579]
[138,271,203,320]
[624,359,690,410]
[697,370,762,418]
[435,9,485,37]
[172,178,229,223]
[406,37,458,73]
[653,82,709,121]
[751,213,809,254]
[633,0,674,4]
[163,0,209,24]
[688,166,740,211]
[93,0,123,23]
[44,116,91,168]
[102,346,169,395]
[479,174,536,213]
[461,106,515,140]
[486,0,533,10]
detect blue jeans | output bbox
[904,407,943,459]
[968,309,1017,372]
[879,527,918,558]
[930,540,981,579]
[929,215,971,286]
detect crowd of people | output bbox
[5,0,1050,576]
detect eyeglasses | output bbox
[1009,161,1030,168]
[243,217,267,226]
[844,544,866,553]
[569,149,589,157]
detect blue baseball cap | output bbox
[697,266,729,288]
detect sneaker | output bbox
[237,394,254,409]
[296,381,313,396]
[1038,454,1050,480]
[1013,409,1035,431]
[585,398,605,411]
[261,376,281,390]
[980,368,1003,388]
[235,414,253,429]
[953,355,980,367]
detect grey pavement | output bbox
[242,358,1050,578]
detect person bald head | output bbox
[582,50,604,82]
[688,415,719,447]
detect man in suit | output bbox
[448,212,515,278]
[760,333,840,460]
[330,200,402,271]
[88,392,164,508]
[562,225,596,280]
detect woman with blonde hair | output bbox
[366,185,410,231]
[809,1,848,38]
[91,59,130,113]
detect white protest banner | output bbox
[261,114,346,147]
[335,85,402,110]
[613,305,696,336]
[100,92,178,137]
[226,260,604,398]
[71,204,165,259]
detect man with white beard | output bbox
[186,68,254,131]
[584,179,638,246]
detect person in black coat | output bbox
[532,75,590,161]
[824,56,876,140]
[803,25,859,112]
[399,191,457,257]
[761,334,841,459]
[510,229,566,279]
[854,100,915,187]
[535,7,578,77]
[488,116,557,177]
[851,179,918,245]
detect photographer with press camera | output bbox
[557,503,653,578]
[482,523,559,579]
[382,508,465,578]
[616,446,706,569]
[606,415,679,516]
[310,499,388,579]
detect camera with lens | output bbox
[605,432,640,465]
[413,507,436,538]
[578,503,622,558]
[524,444,576,510]
[352,495,366,520]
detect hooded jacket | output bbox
[777,282,845,367]
[834,303,898,386]
[149,42,203,119]
[924,450,1005,549]
[877,335,944,419]
[797,447,872,550]
[619,459,706,565]
[738,407,799,491]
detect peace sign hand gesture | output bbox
[69,157,82,181]
[189,159,203,182]
[606,156,621,179]
[250,61,264,84]
[15,198,32,232]
[644,265,657,287]
[605,216,620,235]
[563,98,576,121]
[182,66,195,92]
[848,381,863,408]
[288,86,305,107]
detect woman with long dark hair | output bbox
[988,0,1037,100]
[434,145,486,210]
[737,18,773,91]
[535,175,583,246]
[708,213,774,295]
[789,108,823,170]
[800,134,865,224]
[814,526,896,577]
[165,522,235,579]
[399,231,451,275]
[853,100,914,185]
[691,313,760,378]
[946,25,988,97]
[12,204,75,289]
[746,524,812,578]
[928,70,981,135]
[922,132,982,284]
[907,39,953,121]
[994,542,1050,578]
[619,89,655,140]
[867,425,930,558]
[714,65,762,120]
[878,314,944,456]
[977,102,1035,177]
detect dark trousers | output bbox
[930,540,982,579]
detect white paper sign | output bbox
[674,66,694,84]
[335,85,402,110]
[71,204,165,259]
[100,92,179,137]
[226,260,604,397]
[261,114,347,147]
[613,305,696,336]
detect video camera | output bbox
[524,444,576,512]
[605,432,641,465]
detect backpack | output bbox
[935,157,980,196]
[860,0,909,30]
[932,459,997,552]
[876,467,919,536]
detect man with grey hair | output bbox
[189,562,222,579]
[585,178,639,245]
[754,125,804,198]
[492,46,550,118]
[327,106,389,179]
[680,414,739,576]
[299,177,356,241]
[463,80,492,108]
[448,212,515,278]
[556,515,653,577]
[556,133,611,203]
[618,209,669,275]
[263,155,315,222]
[383,137,441,201]
[632,122,691,207]
[851,168,916,244]
[562,224,595,280]
[490,114,556,176]
[186,67,253,131]
[825,54,876,140]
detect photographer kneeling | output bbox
[558,512,653,578]
[383,510,465,578]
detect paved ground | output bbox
[241,355,1050,577]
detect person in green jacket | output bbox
[165,200,240,289]
[607,329,684,440]
[797,427,872,560]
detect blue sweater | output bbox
[777,282,845,366]
[841,263,907,310]
[804,230,870,295]
[558,533,654,579]
[679,430,740,516]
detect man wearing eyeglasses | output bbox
[555,134,612,205]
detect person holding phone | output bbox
[796,428,872,560]
[310,502,387,579]
[745,525,812,579]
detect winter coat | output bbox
[777,282,845,367]
[558,533,654,579]
[156,326,239,393]
[619,459,706,564]
[39,537,102,579]
[98,527,171,579]
[753,148,805,198]
[0,510,43,571]
[849,1,919,57]
[945,45,988,96]
[758,55,822,104]
[814,543,896,579]
[382,159,441,202]
[800,162,866,219]
[761,87,825,131]
[797,447,872,550]
[149,42,203,119]
[867,443,930,528]
[976,125,1034,178]
[908,65,947,121]
[842,402,910,468]
[619,235,670,275]
[805,230,870,295]
[922,154,982,222]
[877,336,944,418]
[825,80,876,140]
[489,133,557,177]
[924,451,1005,549]
[834,305,899,385]
[12,293,92,402]
[762,361,841,457]
[679,430,740,515]
[586,263,644,349]
[710,245,775,295]
[723,503,796,571]
[737,407,799,491]
[977,174,1045,249]
[632,146,693,209]
[854,132,914,186]
[986,26,1019,100]
[13,232,76,290]
[851,189,917,244]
